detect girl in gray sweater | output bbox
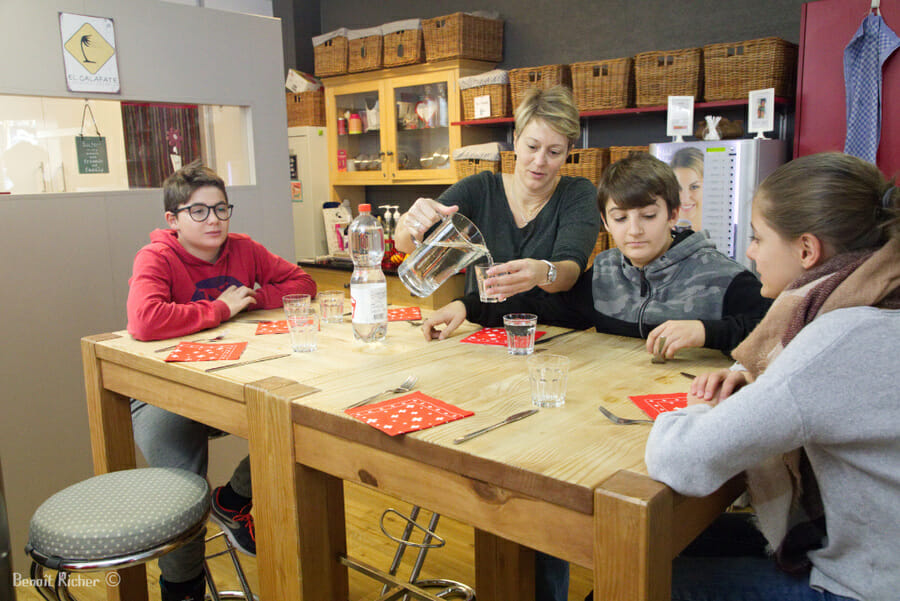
[646,152,900,600]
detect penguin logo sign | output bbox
[59,13,121,94]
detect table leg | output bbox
[247,376,346,601]
[474,529,535,601]
[593,470,673,601]
[82,335,147,601]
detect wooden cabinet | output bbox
[323,59,496,198]
[303,265,465,310]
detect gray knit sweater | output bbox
[646,307,900,601]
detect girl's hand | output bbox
[646,320,706,358]
[688,368,751,406]
[483,259,546,297]
[422,301,467,341]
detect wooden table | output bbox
[82,307,738,601]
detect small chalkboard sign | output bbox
[75,136,109,174]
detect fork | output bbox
[344,375,418,409]
[597,405,655,425]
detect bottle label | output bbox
[350,282,387,324]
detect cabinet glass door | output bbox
[334,88,383,177]
[392,82,451,175]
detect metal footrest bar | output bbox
[340,555,474,601]
[340,505,475,601]
[204,529,257,601]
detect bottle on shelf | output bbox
[436,83,449,127]
[349,203,387,343]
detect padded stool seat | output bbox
[28,467,209,565]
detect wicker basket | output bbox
[509,64,572,110]
[571,57,634,111]
[454,158,500,179]
[500,150,516,174]
[347,28,383,73]
[634,47,702,107]
[313,29,348,77]
[422,13,504,62]
[461,84,511,120]
[383,20,424,67]
[703,37,798,101]
[558,147,609,185]
[609,145,649,163]
[286,91,326,127]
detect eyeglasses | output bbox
[172,202,234,222]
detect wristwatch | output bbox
[541,260,557,285]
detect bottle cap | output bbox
[359,203,371,212]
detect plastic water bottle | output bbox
[349,204,387,342]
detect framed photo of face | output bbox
[748,88,775,138]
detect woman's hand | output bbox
[688,368,751,406]
[422,300,467,341]
[646,320,706,358]
[482,259,547,297]
[394,198,458,253]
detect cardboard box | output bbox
[285,69,322,93]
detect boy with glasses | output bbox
[126,161,315,601]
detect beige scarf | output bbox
[731,237,900,570]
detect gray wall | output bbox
[319,0,809,67]
[0,0,292,572]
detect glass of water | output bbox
[503,313,537,355]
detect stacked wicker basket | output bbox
[313,13,504,78]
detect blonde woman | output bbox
[395,86,600,300]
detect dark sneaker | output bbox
[210,486,256,556]
[160,575,205,601]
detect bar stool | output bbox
[25,467,255,601]
[341,505,475,600]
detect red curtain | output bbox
[121,102,201,188]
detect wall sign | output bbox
[75,136,109,174]
[59,12,121,94]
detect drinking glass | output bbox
[503,313,537,356]
[527,354,570,408]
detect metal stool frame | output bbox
[341,505,475,601]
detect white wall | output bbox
[0,0,292,572]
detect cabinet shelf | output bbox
[452,97,793,126]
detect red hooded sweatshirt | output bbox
[127,229,316,340]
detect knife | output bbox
[452,408,539,444]
[534,328,585,345]
[205,353,291,372]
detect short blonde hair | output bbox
[514,86,580,147]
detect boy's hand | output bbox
[646,320,705,358]
[219,285,257,318]
[689,368,751,406]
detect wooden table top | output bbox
[89,304,732,516]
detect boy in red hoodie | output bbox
[127,162,316,601]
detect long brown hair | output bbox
[755,152,899,252]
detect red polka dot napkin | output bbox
[345,391,473,436]
[459,327,546,346]
[165,341,248,362]
[387,307,422,322]
[628,392,688,420]
[255,320,289,335]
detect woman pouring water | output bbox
[395,86,600,302]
